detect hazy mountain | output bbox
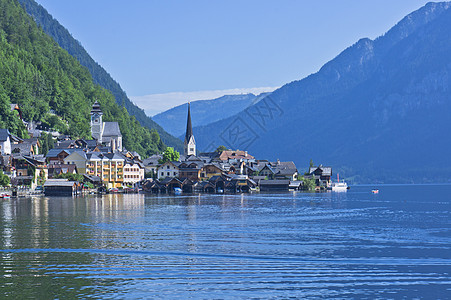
[192,2,451,183]
[17,0,183,151]
[153,93,269,137]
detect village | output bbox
[0,102,334,196]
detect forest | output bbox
[0,0,165,158]
[17,0,183,151]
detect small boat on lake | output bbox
[372,189,379,194]
[173,187,182,195]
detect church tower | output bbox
[184,102,196,156]
[90,100,103,143]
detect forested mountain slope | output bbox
[0,0,165,157]
[17,0,183,151]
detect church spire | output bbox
[185,102,193,142]
[184,102,196,156]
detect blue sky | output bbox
[36,0,436,115]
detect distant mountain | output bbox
[192,2,451,183]
[17,0,183,152]
[153,93,269,137]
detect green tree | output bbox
[299,176,316,191]
[0,169,10,187]
[215,145,228,153]
[55,172,84,182]
[37,169,45,186]
[159,147,180,164]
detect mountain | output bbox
[192,2,451,183]
[153,93,269,137]
[17,0,183,152]
[0,0,165,157]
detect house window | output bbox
[173,172,176,176]
[167,165,170,169]
[167,172,170,176]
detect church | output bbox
[90,101,123,152]
[184,102,196,156]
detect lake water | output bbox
[0,185,450,299]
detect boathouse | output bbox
[44,179,80,196]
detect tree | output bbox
[299,176,316,191]
[159,147,180,164]
[215,145,228,153]
[0,169,10,187]
[37,169,46,186]
[55,172,84,182]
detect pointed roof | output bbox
[185,102,193,143]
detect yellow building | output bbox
[86,152,124,189]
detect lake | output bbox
[0,185,450,299]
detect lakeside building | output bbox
[0,98,333,193]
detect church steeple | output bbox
[90,100,103,143]
[184,102,196,156]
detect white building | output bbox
[0,129,11,155]
[157,161,180,179]
[123,160,145,185]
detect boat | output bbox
[173,187,182,195]
[371,189,379,194]
[0,194,11,199]
[331,181,348,192]
[330,174,348,192]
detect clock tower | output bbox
[90,100,103,143]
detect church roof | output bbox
[90,101,103,114]
[102,122,122,137]
[185,102,193,143]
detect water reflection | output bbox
[0,186,450,298]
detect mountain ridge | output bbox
[153,93,270,137]
[192,1,451,183]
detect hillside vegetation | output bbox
[0,0,165,157]
[17,0,183,151]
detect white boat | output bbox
[331,181,348,192]
[330,173,348,192]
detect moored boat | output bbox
[329,174,348,192]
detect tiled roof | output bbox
[309,166,332,176]
[102,122,122,137]
[0,129,10,142]
[11,142,33,155]
[46,148,74,158]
